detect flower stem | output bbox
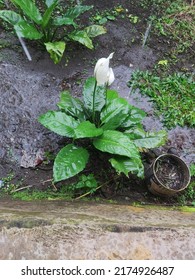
[92,80,97,123]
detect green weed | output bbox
[90,5,125,25]
[128,70,195,128]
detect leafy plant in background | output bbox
[0,0,106,63]
[91,5,125,25]
[128,70,195,128]
[38,53,167,184]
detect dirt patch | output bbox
[0,0,194,204]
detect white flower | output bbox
[94,52,115,86]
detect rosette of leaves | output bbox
[0,0,106,63]
[38,77,167,183]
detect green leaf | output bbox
[45,41,66,64]
[83,77,106,113]
[42,0,58,28]
[100,98,130,130]
[45,0,58,7]
[11,0,42,24]
[106,89,119,101]
[69,30,93,49]
[38,111,79,137]
[121,106,146,128]
[57,91,85,120]
[74,121,103,139]
[109,156,144,178]
[53,144,89,182]
[14,21,43,39]
[93,130,140,159]
[64,5,92,20]
[0,10,22,25]
[53,16,77,27]
[126,129,167,149]
[85,25,106,38]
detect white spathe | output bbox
[94,52,115,86]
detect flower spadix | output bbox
[94,52,115,86]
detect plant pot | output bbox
[145,153,191,196]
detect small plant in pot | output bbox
[0,0,106,63]
[38,53,167,191]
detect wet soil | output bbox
[0,0,194,204]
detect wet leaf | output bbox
[109,156,144,178]
[45,41,66,64]
[57,91,85,120]
[74,121,103,139]
[100,98,129,130]
[0,10,22,25]
[11,0,42,24]
[85,25,107,38]
[38,111,79,137]
[83,77,106,113]
[53,144,89,182]
[93,130,140,159]
[42,0,58,28]
[14,21,43,39]
[68,30,93,49]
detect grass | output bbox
[140,0,195,60]
[128,70,195,129]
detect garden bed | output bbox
[0,0,194,205]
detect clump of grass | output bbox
[128,70,195,128]
[151,0,195,55]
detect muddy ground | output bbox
[0,0,194,204]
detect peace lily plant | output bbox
[0,0,106,63]
[38,53,167,183]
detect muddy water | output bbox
[0,199,195,259]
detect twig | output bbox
[75,175,120,200]
[41,178,57,190]
[10,185,34,193]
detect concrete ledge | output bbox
[0,199,194,259]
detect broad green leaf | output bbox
[53,16,77,27]
[0,10,22,25]
[100,98,129,130]
[121,106,146,128]
[85,25,106,38]
[14,21,43,39]
[57,91,85,120]
[68,30,93,49]
[45,0,58,7]
[126,129,167,149]
[93,130,140,159]
[45,41,66,64]
[109,156,144,178]
[53,144,89,182]
[106,89,119,101]
[83,77,106,113]
[42,0,58,28]
[38,111,79,137]
[125,127,145,140]
[74,121,103,139]
[64,5,92,20]
[11,0,42,24]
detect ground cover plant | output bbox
[0,0,106,63]
[128,71,195,129]
[38,53,167,185]
[140,0,195,57]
